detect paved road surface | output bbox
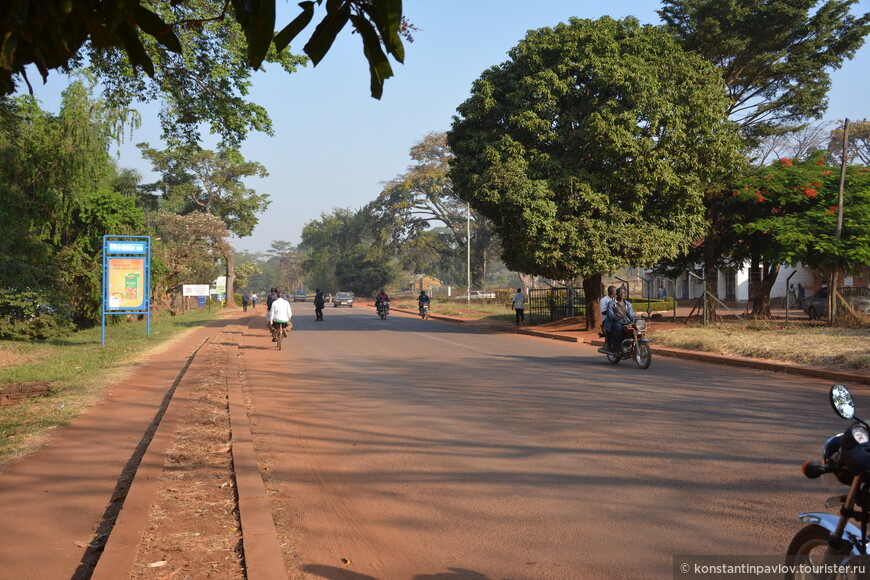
[238,305,849,580]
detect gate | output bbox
[526,287,586,327]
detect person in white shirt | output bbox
[512,288,527,326]
[267,292,293,341]
[600,285,617,337]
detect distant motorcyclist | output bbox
[605,287,635,353]
[375,289,390,313]
[417,290,431,314]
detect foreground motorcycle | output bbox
[377,301,390,320]
[420,304,430,320]
[596,318,651,369]
[787,384,870,578]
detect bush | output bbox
[0,289,74,340]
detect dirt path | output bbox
[0,314,249,580]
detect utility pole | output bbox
[831,118,850,325]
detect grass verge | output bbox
[0,309,224,464]
[649,322,870,371]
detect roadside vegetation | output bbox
[651,321,870,371]
[0,309,221,464]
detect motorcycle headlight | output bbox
[634,318,646,331]
[851,425,870,445]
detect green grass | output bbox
[0,308,223,463]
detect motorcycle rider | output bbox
[605,287,635,353]
[375,289,390,314]
[418,290,431,314]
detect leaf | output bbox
[244,0,276,69]
[371,0,404,62]
[147,560,168,568]
[274,1,315,53]
[132,5,182,54]
[349,14,393,99]
[303,2,351,66]
[114,21,155,77]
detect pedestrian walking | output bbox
[658,284,667,300]
[242,292,250,312]
[512,288,526,326]
[251,292,257,309]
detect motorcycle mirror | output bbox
[830,384,856,420]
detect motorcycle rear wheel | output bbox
[635,342,651,369]
[785,524,846,580]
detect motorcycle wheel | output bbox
[784,524,843,580]
[635,342,651,369]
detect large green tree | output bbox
[0,81,144,330]
[657,0,870,314]
[371,132,495,287]
[660,0,870,142]
[139,143,270,300]
[448,17,744,327]
[727,153,870,318]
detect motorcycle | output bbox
[786,384,870,578]
[420,303,430,320]
[596,317,651,369]
[377,301,390,320]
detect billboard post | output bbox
[102,236,151,345]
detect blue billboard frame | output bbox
[102,235,151,345]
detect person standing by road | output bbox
[314,288,325,321]
[251,292,257,310]
[242,292,250,312]
[512,288,527,326]
[267,292,293,342]
[797,283,805,309]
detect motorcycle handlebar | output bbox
[802,460,835,479]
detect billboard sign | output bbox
[183,284,210,297]
[106,258,145,309]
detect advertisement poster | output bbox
[107,258,145,309]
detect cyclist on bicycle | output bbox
[267,292,293,341]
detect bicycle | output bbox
[271,321,289,350]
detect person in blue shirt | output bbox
[418,290,431,314]
[606,287,635,353]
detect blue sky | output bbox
[28,0,870,255]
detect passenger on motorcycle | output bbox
[600,285,617,337]
[418,290,431,314]
[375,289,390,313]
[267,292,293,341]
[605,287,634,353]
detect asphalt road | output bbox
[239,304,853,580]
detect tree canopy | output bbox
[1,0,406,98]
[448,16,744,322]
[659,0,870,141]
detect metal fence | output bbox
[526,287,586,326]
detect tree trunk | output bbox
[582,274,602,331]
[750,262,780,317]
[703,222,718,320]
[224,249,237,309]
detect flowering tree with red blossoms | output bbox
[726,152,870,316]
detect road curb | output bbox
[227,344,289,580]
